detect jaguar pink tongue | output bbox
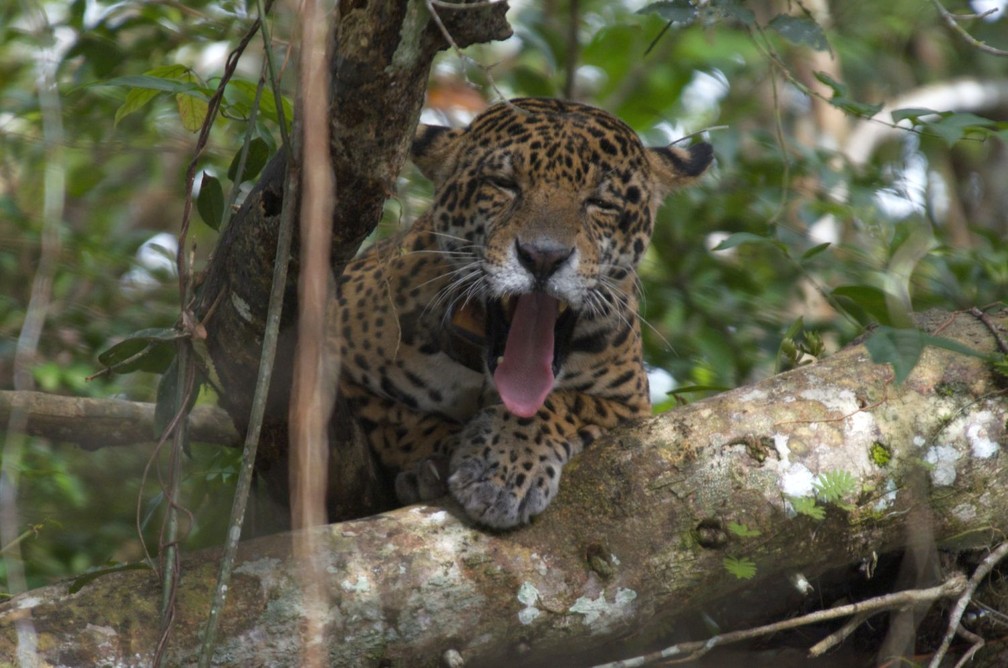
[493,293,558,417]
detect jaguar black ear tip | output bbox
[687,142,715,175]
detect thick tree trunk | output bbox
[2,308,1005,666]
[190,0,510,518]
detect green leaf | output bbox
[176,91,209,133]
[146,63,192,81]
[197,173,225,230]
[768,14,829,51]
[638,1,698,25]
[228,137,271,183]
[711,232,782,251]
[813,470,857,504]
[813,71,883,117]
[803,330,824,357]
[890,107,940,124]
[97,327,183,375]
[813,71,847,96]
[226,79,294,127]
[783,316,805,340]
[926,112,997,147]
[865,326,924,384]
[919,333,991,361]
[97,74,197,94]
[101,64,210,131]
[800,242,831,262]
[114,86,161,126]
[831,285,892,326]
[723,556,757,579]
[788,495,826,520]
[728,522,761,538]
[867,326,991,384]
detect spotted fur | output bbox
[328,98,712,528]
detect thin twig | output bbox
[763,35,791,227]
[425,0,512,106]
[748,17,990,149]
[149,10,269,666]
[928,542,1008,668]
[929,0,1008,57]
[256,0,291,152]
[670,125,729,145]
[809,611,871,656]
[591,575,967,668]
[189,4,288,666]
[563,0,580,99]
[174,9,270,309]
[643,19,674,57]
[154,345,195,666]
[952,625,985,668]
[196,141,297,668]
[220,61,267,234]
[970,306,1008,354]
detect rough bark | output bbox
[2,308,1005,667]
[190,0,511,517]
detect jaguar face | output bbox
[412,98,712,416]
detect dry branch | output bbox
[2,308,1006,666]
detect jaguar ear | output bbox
[647,141,714,197]
[411,124,464,185]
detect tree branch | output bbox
[0,390,239,450]
[928,541,1008,668]
[2,308,1005,666]
[929,0,1008,57]
[592,574,969,667]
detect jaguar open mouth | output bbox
[485,293,578,418]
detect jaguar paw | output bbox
[447,449,561,529]
[394,455,449,505]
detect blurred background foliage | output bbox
[1,0,1006,591]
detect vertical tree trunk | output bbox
[191,1,511,518]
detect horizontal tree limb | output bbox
[0,390,239,449]
[1,308,1006,667]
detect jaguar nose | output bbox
[515,239,575,283]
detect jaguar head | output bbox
[412,98,712,416]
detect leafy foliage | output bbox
[788,495,827,521]
[866,326,996,384]
[723,555,757,580]
[1,0,280,590]
[813,470,858,509]
[2,0,1007,591]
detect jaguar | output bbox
[328,97,712,528]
